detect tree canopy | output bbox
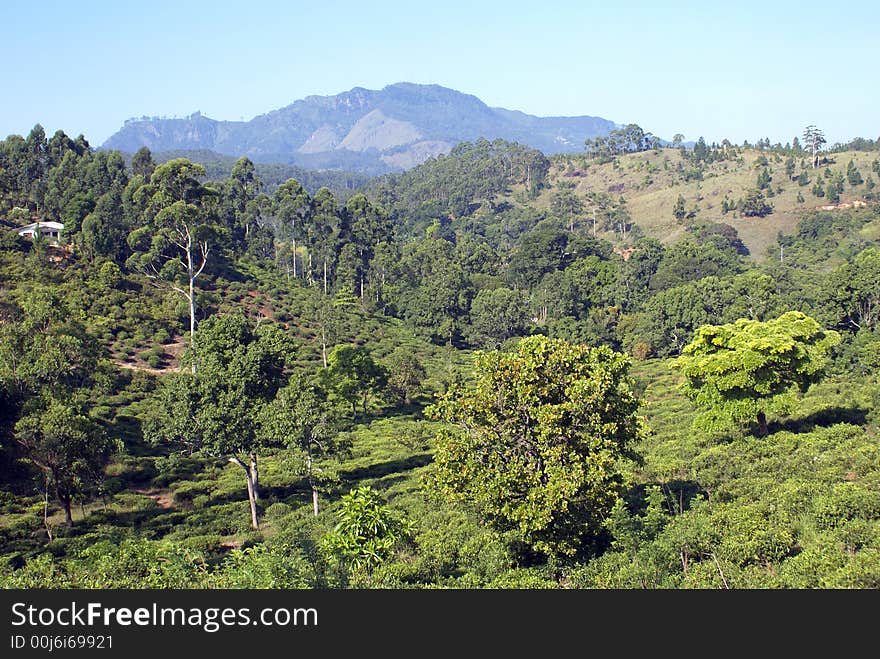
[675,311,841,435]
[426,335,646,559]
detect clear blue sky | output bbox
[2,0,877,148]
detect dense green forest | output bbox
[1,123,879,588]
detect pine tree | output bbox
[802,125,826,168]
[673,194,687,222]
[847,160,864,186]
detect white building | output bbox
[15,221,64,245]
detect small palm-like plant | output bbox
[322,486,411,584]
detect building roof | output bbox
[16,221,64,234]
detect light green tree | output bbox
[675,311,840,436]
[384,348,427,406]
[325,344,388,419]
[321,486,411,584]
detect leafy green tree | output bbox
[738,189,773,217]
[585,124,656,159]
[650,237,742,291]
[126,159,217,373]
[825,174,844,203]
[304,290,348,368]
[310,187,340,294]
[221,156,263,251]
[507,228,571,288]
[0,289,102,402]
[828,247,880,331]
[467,287,531,347]
[259,377,335,515]
[130,147,155,180]
[326,344,388,419]
[612,237,664,311]
[345,193,392,300]
[846,160,863,186]
[784,156,796,181]
[15,401,117,527]
[272,178,312,279]
[384,348,427,406]
[400,238,474,345]
[675,311,840,436]
[802,125,826,168]
[321,486,411,583]
[46,130,79,168]
[43,150,88,228]
[81,184,127,260]
[24,124,48,211]
[636,272,778,357]
[146,314,293,528]
[550,185,583,232]
[673,194,687,222]
[693,136,709,162]
[425,335,646,559]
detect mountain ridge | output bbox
[102,83,619,174]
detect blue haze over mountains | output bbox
[102,83,619,174]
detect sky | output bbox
[2,0,877,148]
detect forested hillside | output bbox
[1,123,879,588]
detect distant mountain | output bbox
[102,83,619,174]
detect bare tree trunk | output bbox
[321,328,328,368]
[711,553,730,589]
[245,476,258,529]
[43,478,53,542]
[307,451,319,516]
[230,457,259,529]
[292,236,297,278]
[323,260,328,295]
[250,453,260,501]
[62,497,73,528]
[188,258,197,375]
[756,411,768,437]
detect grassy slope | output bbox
[504,147,877,260]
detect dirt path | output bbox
[112,338,186,375]
[133,488,173,509]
